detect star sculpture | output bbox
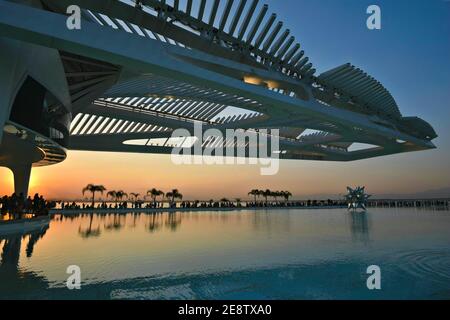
[345,186,371,211]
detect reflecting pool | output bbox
[1,208,450,299]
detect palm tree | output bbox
[262,189,271,204]
[130,193,140,201]
[259,190,265,201]
[282,191,292,203]
[107,190,117,206]
[248,189,260,203]
[82,184,106,207]
[166,189,183,206]
[115,190,128,202]
[235,198,242,207]
[272,191,282,203]
[147,188,165,206]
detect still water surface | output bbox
[1,208,449,299]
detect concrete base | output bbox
[10,164,32,197]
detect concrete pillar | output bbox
[10,164,32,197]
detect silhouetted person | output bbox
[32,193,39,214]
[25,196,32,212]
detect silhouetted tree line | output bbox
[62,185,185,210]
[53,184,352,212]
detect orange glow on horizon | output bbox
[2,168,13,193]
[0,167,41,196]
[0,149,449,200]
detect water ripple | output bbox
[389,248,450,284]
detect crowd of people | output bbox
[179,200,243,209]
[162,199,348,209]
[180,199,348,209]
[0,193,56,217]
[55,198,349,211]
[61,201,134,210]
[247,199,348,208]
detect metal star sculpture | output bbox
[345,186,371,211]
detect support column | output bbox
[10,164,32,197]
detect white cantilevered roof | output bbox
[0,0,437,163]
[45,0,317,81]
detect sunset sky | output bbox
[1,0,449,200]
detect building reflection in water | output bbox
[349,211,371,244]
[0,223,50,298]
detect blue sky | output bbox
[268,0,450,141]
[186,0,449,153]
[265,0,450,195]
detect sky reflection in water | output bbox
[1,208,450,299]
